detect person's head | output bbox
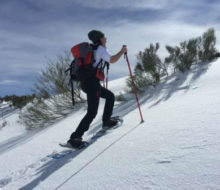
[88,30,107,47]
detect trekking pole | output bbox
[124,48,144,123]
[106,63,109,89]
[70,80,75,106]
[106,70,108,89]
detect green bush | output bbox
[12,95,36,109]
[20,52,85,129]
[127,43,162,92]
[165,28,218,73]
[165,37,201,72]
[137,43,162,81]
[0,94,36,109]
[199,28,217,62]
[115,93,127,102]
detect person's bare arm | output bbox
[110,46,127,63]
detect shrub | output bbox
[19,52,85,129]
[165,37,201,72]
[199,28,217,62]
[127,43,162,92]
[165,28,218,73]
[115,93,127,102]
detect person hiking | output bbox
[67,30,127,148]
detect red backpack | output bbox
[65,42,109,105]
[70,42,94,81]
[69,42,108,81]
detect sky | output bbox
[0,0,220,96]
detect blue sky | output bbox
[0,0,220,96]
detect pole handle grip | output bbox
[123,45,127,57]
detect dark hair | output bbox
[88,30,104,44]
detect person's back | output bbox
[94,45,111,67]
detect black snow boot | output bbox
[102,118,118,129]
[67,138,85,149]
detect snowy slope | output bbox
[0,112,26,143]
[0,60,220,190]
[0,102,25,144]
[0,76,128,155]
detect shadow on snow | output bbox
[19,61,213,190]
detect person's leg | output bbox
[100,86,115,123]
[70,79,100,140]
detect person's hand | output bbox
[121,45,127,54]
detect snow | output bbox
[0,101,26,145]
[0,60,220,190]
[0,112,26,144]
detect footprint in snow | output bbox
[157,160,172,164]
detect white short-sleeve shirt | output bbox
[93,45,111,68]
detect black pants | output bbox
[70,78,115,139]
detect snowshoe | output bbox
[59,138,89,149]
[91,116,123,140]
[102,116,123,130]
